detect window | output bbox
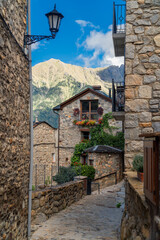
[81,156,87,165]
[81,100,98,120]
[82,131,90,140]
[52,153,55,162]
[89,159,94,166]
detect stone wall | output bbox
[33,123,57,186]
[31,179,86,225]
[0,0,27,47]
[88,152,123,188]
[125,0,160,168]
[92,174,117,191]
[0,3,29,240]
[59,92,121,166]
[121,172,160,240]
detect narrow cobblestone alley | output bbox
[31,181,125,240]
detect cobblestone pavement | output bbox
[31,181,125,240]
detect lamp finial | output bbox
[54,4,56,9]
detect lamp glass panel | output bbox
[56,17,61,31]
[53,15,58,29]
[48,15,53,30]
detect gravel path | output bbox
[31,181,125,240]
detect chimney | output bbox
[92,85,101,90]
[35,116,38,123]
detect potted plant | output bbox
[132,155,144,182]
[97,106,104,116]
[73,108,79,116]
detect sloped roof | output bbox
[53,87,112,110]
[84,145,122,153]
[33,121,56,130]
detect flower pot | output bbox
[137,172,144,182]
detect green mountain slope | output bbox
[32,58,124,128]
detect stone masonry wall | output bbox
[0,4,29,240]
[33,123,57,186]
[88,152,123,188]
[59,92,120,166]
[0,0,27,47]
[120,172,160,240]
[125,0,160,168]
[31,180,86,224]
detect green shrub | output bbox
[132,155,143,173]
[32,185,35,191]
[81,165,95,180]
[53,166,77,184]
[71,140,92,165]
[74,165,95,180]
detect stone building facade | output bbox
[125,0,160,168]
[33,122,58,186]
[53,87,121,167]
[112,0,160,239]
[84,145,123,188]
[0,1,30,240]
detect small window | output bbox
[89,159,94,166]
[81,100,98,120]
[52,153,55,162]
[82,131,90,140]
[82,156,87,165]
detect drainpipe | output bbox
[27,0,33,238]
[53,110,60,173]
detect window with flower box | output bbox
[80,100,98,120]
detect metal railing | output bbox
[112,79,125,112]
[113,2,126,34]
[32,164,58,190]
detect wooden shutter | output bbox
[144,140,159,207]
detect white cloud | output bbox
[31,42,41,51]
[75,20,100,49]
[75,20,99,29]
[76,25,124,67]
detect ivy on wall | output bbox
[71,113,124,165]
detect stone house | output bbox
[53,86,121,167]
[84,145,123,188]
[0,1,30,239]
[112,0,160,239]
[33,121,58,187]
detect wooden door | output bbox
[144,139,159,207]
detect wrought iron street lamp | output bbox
[46,4,64,35]
[27,3,63,239]
[24,4,64,45]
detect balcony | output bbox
[112,2,126,57]
[112,79,125,121]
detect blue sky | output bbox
[31,0,124,68]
